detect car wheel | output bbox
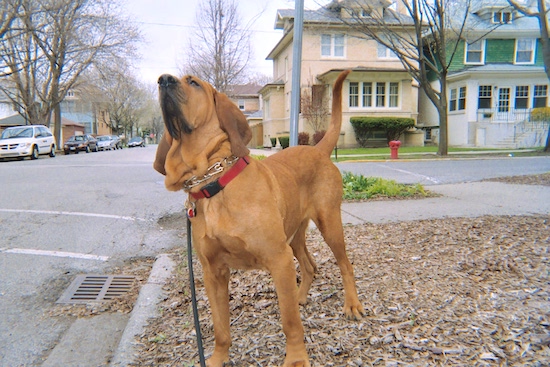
[49,145,56,157]
[64,150,70,155]
[30,145,39,160]
[94,145,99,152]
[85,146,90,153]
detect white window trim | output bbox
[449,86,467,113]
[465,39,485,65]
[514,38,536,65]
[321,34,346,58]
[349,81,400,109]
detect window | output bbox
[377,42,397,59]
[465,40,484,64]
[515,86,529,109]
[321,34,345,57]
[458,87,466,110]
[515,39,535,64]
[349,82,359,107]
[478,85,492,109]
[450,89,457,111]
[362,82,372,107]
[238,100,245,110]
[450,87,466,112]
[376,82,386,107]
[492,11,512,24]
[389,82,399,107]
[349,81,399,108]
[533,85,548,108]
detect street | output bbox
[0,147,549,366]
[0,146,183,367]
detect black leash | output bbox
[187,216,206,367]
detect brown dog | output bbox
[155,70,364,367]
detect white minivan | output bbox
[0,125,57,160]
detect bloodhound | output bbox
[154,70,364,367]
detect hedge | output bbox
[350,116,415,147]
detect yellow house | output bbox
[261,0,422,147]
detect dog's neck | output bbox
[164,128,233,192]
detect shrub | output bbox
[350,117,415,147]
[531,107,550,122]
[278,136,290,149]
[342,172,427,201]
[312,130,326,145]
[298,132,310,145]
[270,137,277,147]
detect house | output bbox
[418,0,549,148]
[262,0,422,148]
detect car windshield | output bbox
[70,136,85,141]
[1,127,33,139]
[129,137,141,142]
[97,136,109,141]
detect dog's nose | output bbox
[158,74,178,88]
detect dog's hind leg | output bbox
[266,245,311,367]
[313,209,365,320]
[290,219,317,305]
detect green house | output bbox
[418,0,549,148]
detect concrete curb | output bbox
[110,253,175,366]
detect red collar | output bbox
[189,156,250,200]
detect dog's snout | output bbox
[158,74,178,88]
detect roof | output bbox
[0,114,83,127]
[448,63,546,79]
[274,2,415,30]
[227,83,262,97]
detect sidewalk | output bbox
[42,156,550,367]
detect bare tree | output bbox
[508,0,550,152]
[331,0,476,156]
[301,84,330,133]
[0,0,139,145]
[182,0,255,93]
[0,0,22,40]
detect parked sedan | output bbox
[96,135,117,151]
[110,135,122,149]
[127,136,144,147]
[63,134,98,154]
[0,125,56,160]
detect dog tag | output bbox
[186,200,196,218]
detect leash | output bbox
[186,216,206,367]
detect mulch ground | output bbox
[74,173,550,366]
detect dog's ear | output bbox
[214,91,252,157]
[153,129,172,175]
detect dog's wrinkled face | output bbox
[158,74,215,140]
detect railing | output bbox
[476,108,531,123]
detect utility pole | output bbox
[289,0,304,146]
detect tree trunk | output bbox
[54,104,62,148]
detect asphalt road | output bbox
[0,146,548,366]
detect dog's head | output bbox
[158,74,251,155]
[155,74,252,189]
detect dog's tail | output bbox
[315,69,350,156]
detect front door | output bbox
[495,87,511,121]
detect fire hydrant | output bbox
[389,140,401,159]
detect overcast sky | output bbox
[125,0,330,85]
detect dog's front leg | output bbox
[268,247,311,367]
[202,262,231,367]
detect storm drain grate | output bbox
[56,274,135,304]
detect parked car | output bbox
[63,134,98,154]
[0,125,56,160]
[110,135,122,149]
[96,135,117,151]
[127,136,144,147]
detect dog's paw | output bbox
[344,303,366,320]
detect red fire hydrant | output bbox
[389,140,401,159]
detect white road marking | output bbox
[1,248,109,261]
[0,208,148,222]
[376,164,441,184]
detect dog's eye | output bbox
[187,77,200,87]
